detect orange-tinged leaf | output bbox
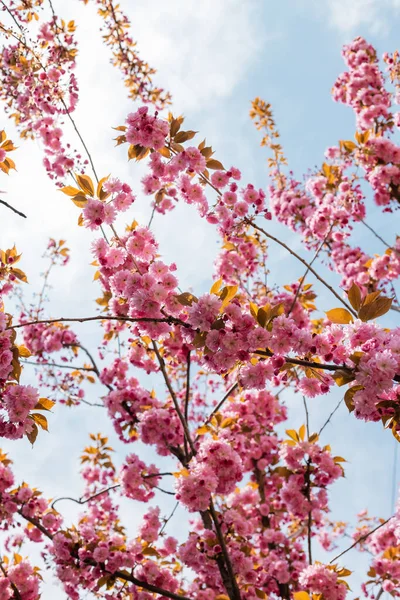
[325,308,353,324]
[219,285,238,309]
[249,302,258,319]
[30,413,48,431]
[299,424,306,441]
[60,186,81,197]
[257,307,269,328]
[293,592,310,600]
[158,146,171,158]
[176,292,198,306]
[17,345,31,358]
[340,140,357,153]
[76,174,94,196]
[286,429,299,442]
[71,194,88,208]
[96,175,110,199]
[210,278,223,295]
[347,283,362,312]
[10,268,27,283]
[26,422,38,445]
[333,369,355,387]
[206,159,224,170]
[196,425,209,435]
[34,398,55,412]
[358,297,392,322]
[363,291,381,306]
[174,130,196,143]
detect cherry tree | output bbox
[0,2,399,600]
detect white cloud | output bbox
[127,0,265,113]
[308,0,400,34]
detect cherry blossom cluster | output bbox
[176,439,243,511]
[0,7,82,182]
[81,177,135,229]
[332,37,392,132]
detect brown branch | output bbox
[159,501,179,536]
[304,459,313,565]
[330,517,392,564]
[22,359,95,372]
[51,483,120,509]
[198,382,239,441]
[152,341,196,456]
[255,349,342,373]
[303,396,310,438]
[245,219,357,317]
[18,511,53,539]
[288,227,333,316]
[209,499,241,600]
[0,557,22,600]
[0,199,27,218]
[184,351,191,458]
[318,398,343,435]
[8,314,190,331]
[18,511,192,600]
[361,219,398,252]
[0,0,25,37]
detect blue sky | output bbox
[2,0,400,597]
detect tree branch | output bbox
[245,219,357,317]
[152,341,196,457]
[209,499,241,600]
[17,511,192,600]
[8,314,190,331]
[330,517,392,564]
[0,557,22,600]
[0,198,27,218]
[22,359,95,372]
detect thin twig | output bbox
[319,398,343,435]
[245,219,357,317]
[303,396,310,438]
[304,458,313,565]
[330,517,392,564]
[361,219,397,252]
[22,359,95,372]
[0,0,25,37]
[51,484,120,509]
[0,198,27,218]
[8,314,190,331]
[288,227,333,316]
[200,382,239,436]
[159,501,179,536]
